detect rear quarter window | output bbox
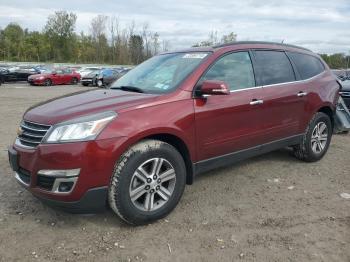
[287,52,325,80]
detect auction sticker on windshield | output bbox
[182,53,208,59]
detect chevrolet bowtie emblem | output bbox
[17,127,23,136]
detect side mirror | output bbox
[52,71,57,75]
[200,80,230,96]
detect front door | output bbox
[194,51,267,161]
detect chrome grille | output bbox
[340,91,350,97]
[17,121,51,148]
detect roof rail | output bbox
[213,41,311,52]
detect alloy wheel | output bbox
[129,158,176,212]
[311,122,328,154]
[44,79,51,86]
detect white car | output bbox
[77,67,101,78]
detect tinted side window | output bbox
[254,51,295,85]
[201,52,255,91]
[287,52,324,80]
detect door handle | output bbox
[250,99,264,105]
[297,91,307,97]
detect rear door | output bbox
[252,50,305,141]
[286,51,327,132]
[194,51,267,161]
[62,69,72,84]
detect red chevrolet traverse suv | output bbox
[8,42,339,225]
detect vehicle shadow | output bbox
[194,147,299,182]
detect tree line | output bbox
[0,11,239,66]
[1,10,348,68]
[0,11,168,65]
[319,53,350,70]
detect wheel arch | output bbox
[115,130,195,185]
[317,105,335,128]
[143,133,194,185]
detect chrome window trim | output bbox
[203,70,326,97]
[230,85,262,93]
[259,70,326,89]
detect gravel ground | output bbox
[0,83,349,262]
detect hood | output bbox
[24,89,158,125]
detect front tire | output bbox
[293,112,332,162]
[71,77,78,85]
[97,80,103,87]
[108,140,186,225]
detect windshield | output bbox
[110,52,210,94]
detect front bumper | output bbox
[28,78,45,85]
[35,186,108,213]
[81,78,93,83]
[8,136,127,213]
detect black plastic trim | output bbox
[213,41,311,52]
[33,186,108,214]
[193,134,303,175]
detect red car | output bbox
[28,69,81,86]
[9,41,339,225]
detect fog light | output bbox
[37,169,80,177]
[58,181,75,192]
[52,177,78,194]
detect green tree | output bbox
[129,35,144,64]
[221,32,237,44]
[44,11,77,61]
[3,23,24,61]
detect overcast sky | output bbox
[0,0,349,54]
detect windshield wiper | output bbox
[110,86,144,93]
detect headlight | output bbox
[44,111,117,143]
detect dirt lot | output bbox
[0,83,349,262]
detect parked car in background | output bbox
[96,68,131,87]
[0,68,7,84]
[8,41,339,225]
[81,69,102,86]
[95,69,118,87]
[0,66,40,82]
[77,67,101,78]
[28,68,81,86]
[332,69,350,81]
[33,65,50,74]
[339,80,350,109]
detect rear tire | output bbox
[293,112,332,162]
[44,79,52,86]
[108,140,186,225]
